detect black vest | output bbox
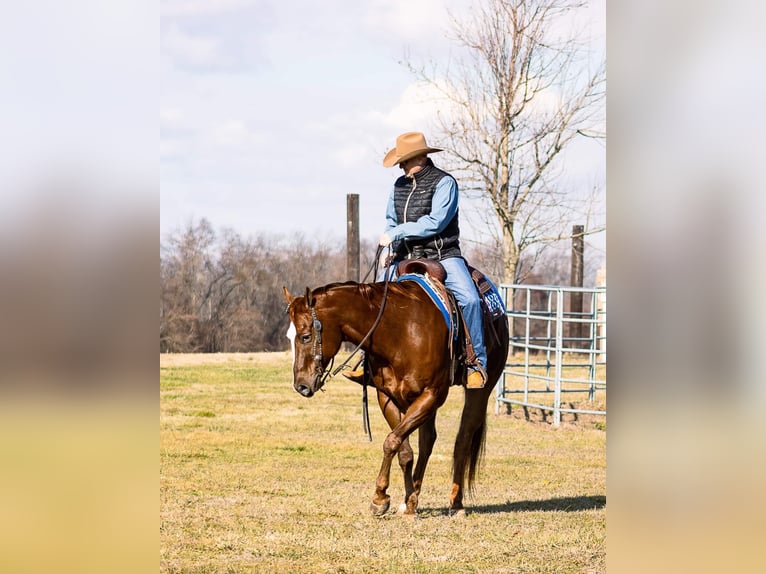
[392,160,461,261]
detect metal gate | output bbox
[495,284,606,426]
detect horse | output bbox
[282,275,509,517]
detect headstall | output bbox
[310,305,333,387]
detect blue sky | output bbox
[161,0,606,247]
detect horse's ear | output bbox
[282,286,295,305]
[304,286,315,307]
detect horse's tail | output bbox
[466,408,487,494]
[453,390,490,496]
[452,312,508,497]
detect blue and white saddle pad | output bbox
[396,273,452,330]
[480,276,506,318]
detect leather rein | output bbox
[305,245,391,386]
[306,246,391,440]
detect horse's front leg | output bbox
[370,389,444,517]
[373,392,415,516]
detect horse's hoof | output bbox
[370,499,390,516]
[396,503,418,518]
[449,508,467,519]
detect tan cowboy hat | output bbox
[382,132,442,167]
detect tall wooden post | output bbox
[570,225,584,346]
[346,194,360,282]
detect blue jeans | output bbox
[379,256,487,370]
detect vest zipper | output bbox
[402,180,417,257]
[403,184,416,223]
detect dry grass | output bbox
[160,353,605,573]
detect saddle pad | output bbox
[397,273,453,332]
[467,265,506,318]
[480,275,506,318]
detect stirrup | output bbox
[466,366,487,389]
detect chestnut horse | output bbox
[282,279,509,516]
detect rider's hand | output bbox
[378,232,392,247]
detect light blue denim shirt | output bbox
[383,175,458,242]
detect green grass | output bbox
[160,354,605,573]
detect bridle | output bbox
[286,245,392,440]
[306,258,389,387]
[309,305,333,390]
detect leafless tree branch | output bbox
[407,0,605,282]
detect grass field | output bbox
[160,352,606,573]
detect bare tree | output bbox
[160,220,348,353]
[408,0,605,283]
[160,218,216,352]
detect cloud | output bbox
[363,0,455,46]
[160,107,191,134]
[160,0,260,18]
[160,139,185,161]
[161,4,269,75]
[210,120,261,149]
[378,81,455,132]
[160,108,183,124]
[162,23,220,70]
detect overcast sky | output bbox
[161,0,606,247]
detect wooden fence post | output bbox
[346,194,360,282]
[570,225,584,346]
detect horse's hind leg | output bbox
[396,438,415,515]
[408,414,437,514]
[450,386,493,516]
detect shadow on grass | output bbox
[472,494,606,514]
[420,494,605,516]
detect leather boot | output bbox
[466,366,487,389]
[342,366,365,384]
[342,354,366,384]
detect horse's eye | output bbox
[300,334,312,344]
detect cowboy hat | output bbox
[382,132,442,167]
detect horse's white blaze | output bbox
[285,321,296,366]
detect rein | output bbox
[305,246,391,391]
[306,245,393,441]
[330,245,391,377]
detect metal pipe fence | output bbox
[495,284,606,426]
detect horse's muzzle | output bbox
[295,383,314,398]
[294,373,324,398]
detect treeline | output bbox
[160,218,603,353]
[160,219,373,353]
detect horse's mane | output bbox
[309,281,358,297]
[311,281,423,304]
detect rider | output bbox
[345,132,488,389]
